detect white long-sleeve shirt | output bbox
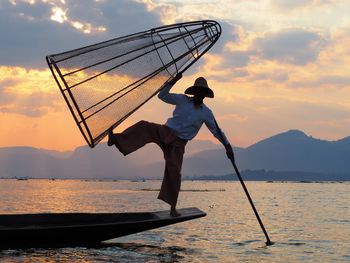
[158,83,230,146]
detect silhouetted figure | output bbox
[108,74,234,217]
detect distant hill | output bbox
[0,130,349,180]
[241,130,350,173]
[188,170,350,182]
[0,140,221,179]
[183,130,350,176]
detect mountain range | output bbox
[0,129,349,180]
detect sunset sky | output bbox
[1,0,350,151]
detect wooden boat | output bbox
[0,207,205,247]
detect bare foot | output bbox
[170,207,181,217]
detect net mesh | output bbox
[47,20,221,147]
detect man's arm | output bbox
[205,112,235,161]
[158,73,182,104]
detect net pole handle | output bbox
[213,118,274,246]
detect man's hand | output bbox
[168,73,182,86]
[225,144,235,162]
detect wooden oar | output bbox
[214,118,274,246]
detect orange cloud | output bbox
[0,66,85,150]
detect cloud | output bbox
[0,0,240,78]
[217,50,253,69]
[179,20,242,75]
[270,0,315,10]
[0,79,18,104]
[269,0,338,12]
[190,22,253,81]
[0,78,18,89]
[210,21,240,54]
[0,87,61,117]
[0,0,162,68]
[208,68,250,83]
[0,105,49,117]
[64,0,161,35]
[249,71,290,82]
[207,93,350,147]
[253,28,328,65]
[290,75,350,89]
[0,66,63,117]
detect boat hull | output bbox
[0,207,206,247]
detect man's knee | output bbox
[134,120,154,131]
[124,120,151,134]
[137,120,149,126]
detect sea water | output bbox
[0,179,349,262]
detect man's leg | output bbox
[158,140,186,217]
[108,120,167,155]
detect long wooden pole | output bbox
[214,119,274,246]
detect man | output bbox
[107,74,234,217]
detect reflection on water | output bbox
[0,179,349,262]
[0,242,188,262]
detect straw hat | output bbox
[184,77,214,98]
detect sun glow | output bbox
[50,7,67,23]
[0,66,85,150]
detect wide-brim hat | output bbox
[184,77,214,98]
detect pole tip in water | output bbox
[265,240,274,246]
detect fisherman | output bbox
[107,74,234,217]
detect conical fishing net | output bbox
[47,20,221,147]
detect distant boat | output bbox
[0,207,206,248]
[15,176,29,181]
[131,179,146,182]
